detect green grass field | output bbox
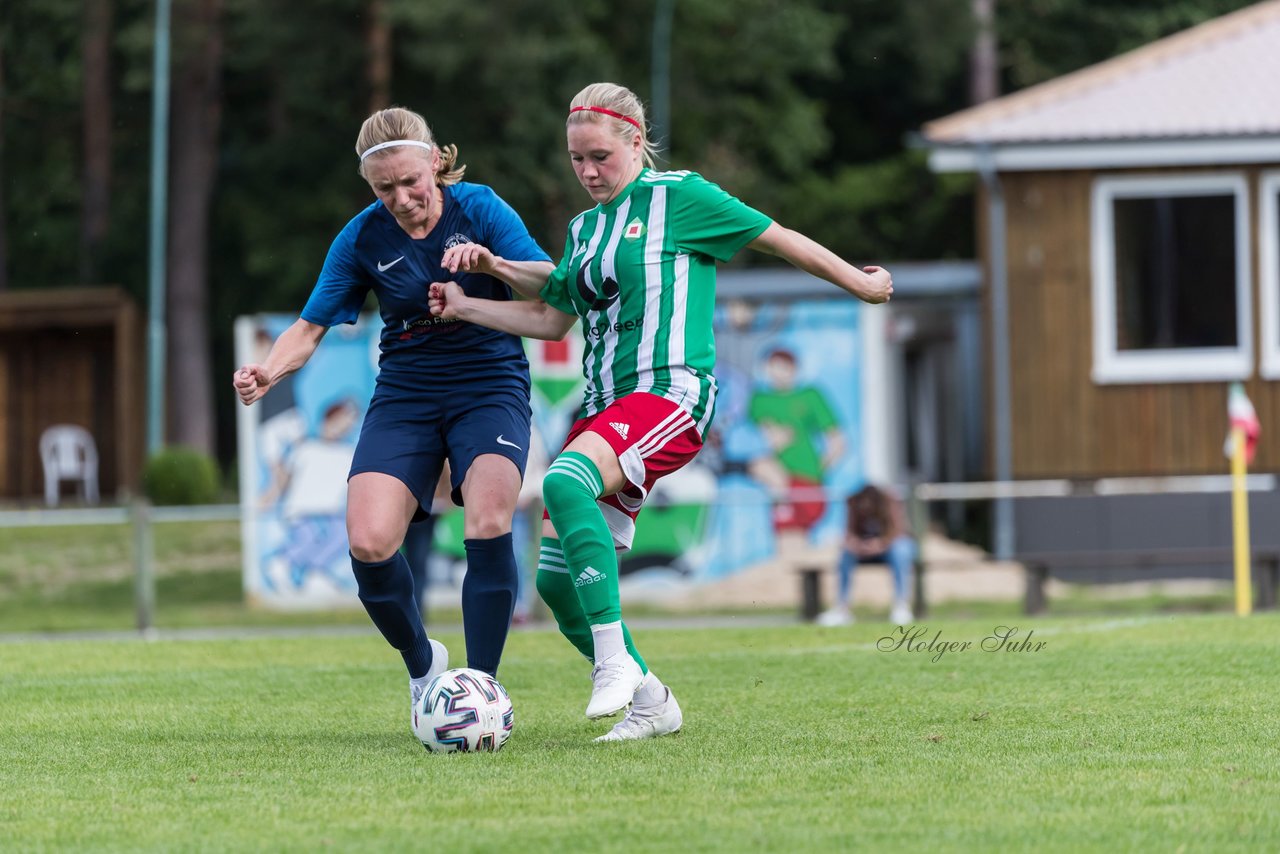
[4,615,1278,852]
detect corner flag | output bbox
[1224,382,1260,464]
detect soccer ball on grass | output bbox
[412,667,514,753]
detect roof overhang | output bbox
[927,135,1280,174]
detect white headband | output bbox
[359,139,433,161]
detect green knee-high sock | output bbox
[535,538,593,660]
[542,453,622,626]
[536,540,648,673]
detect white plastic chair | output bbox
[39,424,100,506]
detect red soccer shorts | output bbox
[545,392,703,549]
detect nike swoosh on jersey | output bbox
[377,256,405,272]
[496,435,522,451]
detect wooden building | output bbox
[922,1,1280,557]
[0,287,144,503]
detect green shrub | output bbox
[142,447,222,505]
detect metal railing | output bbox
[0,502,239,632]
[3,472,1275,632]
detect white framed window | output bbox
[1260,171,1280,379]
[1091,173,1252,383]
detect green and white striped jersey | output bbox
[540,168,772,435]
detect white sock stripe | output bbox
[556,455,602,483]
[569,458,606,493]
[553,467,599,494]
[549,456,602,487]
[547,459,603,495]
[558,464,604,496]
[539,563,571,574]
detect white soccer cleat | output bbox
[584,651,644,719]
[595,685,683,742]
[410,639,450,726]
[421,638,451,687]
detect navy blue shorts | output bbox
[349,385,531,520]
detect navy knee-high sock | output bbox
[351,551,435,678]
[462,533,519,675]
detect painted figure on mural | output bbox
[263,397,362,594]
[747,345,846,539]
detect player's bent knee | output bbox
[347,527,403,564]
[541,464,595,517]
[348,541,398,564]
[461,511,514,541]
[540,470,574,518]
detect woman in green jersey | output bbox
[430,82,892,742]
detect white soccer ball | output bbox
[413,668,514,753]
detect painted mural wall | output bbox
[235,299,870,609]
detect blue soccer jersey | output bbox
[301,182,551,392]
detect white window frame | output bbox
[1091,172,1252,384]
[1260,171,1280,380]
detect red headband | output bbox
[569,105,642,131]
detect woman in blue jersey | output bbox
[430,82,893,742]
[233,107,553,729]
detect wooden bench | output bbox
[1017,547,1280,615]
[795,559,927,622]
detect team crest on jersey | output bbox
[624,218,644,240]
[443,233,472,249]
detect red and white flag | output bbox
[1224,382,1260,464]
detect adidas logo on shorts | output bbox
[575,567,605,588]
[610,421,630,440]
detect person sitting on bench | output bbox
[819,483,915,626]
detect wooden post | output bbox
[1256,554,1279,611]
[1024,562,1048,615]
[798,568,822,622]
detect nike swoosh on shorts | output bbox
[496,435,522,451]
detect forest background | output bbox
[0,0,1260,467]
